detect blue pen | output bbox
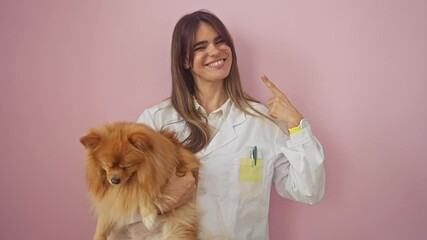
[252,146,257,166]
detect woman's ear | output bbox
[184,58,191,69]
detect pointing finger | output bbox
[261,74,283,96]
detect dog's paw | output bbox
[141,212,157,230]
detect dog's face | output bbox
[80,123,168,187]
[90,142,141,186]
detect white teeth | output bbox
[208,59,225,67]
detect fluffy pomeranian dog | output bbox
[80,122,200,240]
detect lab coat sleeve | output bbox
[272,125,325,205]
[137,109,159,130]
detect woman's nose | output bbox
[207,43,221,56]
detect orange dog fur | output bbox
[80,122,200,240]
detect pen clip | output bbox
[252,146,257,167]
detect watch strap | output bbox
[288,119,307,134]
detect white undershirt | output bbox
[194,98,232,140]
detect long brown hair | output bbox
[170,10,266,153]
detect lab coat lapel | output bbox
[203,103,246,156]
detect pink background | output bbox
[1,0,426,239]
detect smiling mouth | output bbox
[206,59,226,67]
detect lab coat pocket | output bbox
[232,146,264,202]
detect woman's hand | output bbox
[158,169,197,214]
[261,74,303,128]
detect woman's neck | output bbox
[195,82,228,115]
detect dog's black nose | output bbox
[111,176,121,185]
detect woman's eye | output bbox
[215,38,225,44]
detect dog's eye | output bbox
[100,161,113,168]
[120,161,137,169]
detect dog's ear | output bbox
[80,133,101,150]
[129,133,152,151]
[159,129,179,144]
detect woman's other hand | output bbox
[261,74,303,128]
[158,169,197,214]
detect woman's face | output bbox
[186,22,233,86]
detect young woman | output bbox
[132,10,324,239]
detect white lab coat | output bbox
[137,99,325,240]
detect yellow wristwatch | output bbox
[288,119,308,134]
